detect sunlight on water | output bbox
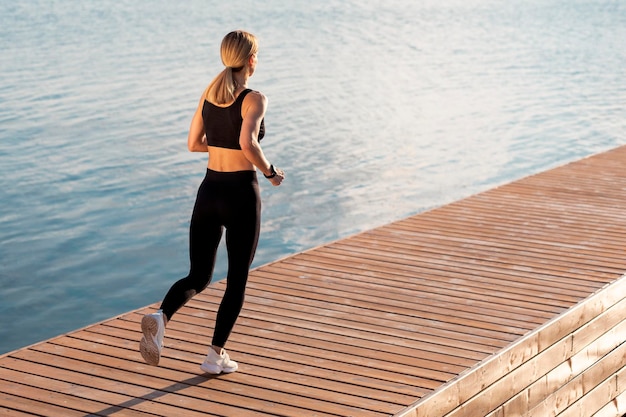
[0,0,624,354]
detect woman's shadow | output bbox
[86,373,219,416]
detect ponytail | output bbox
[206,67,237,105]
[205,30,258,106]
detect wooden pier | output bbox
[1,146,625,416]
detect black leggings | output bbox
[160,169,260,347]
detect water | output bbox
[1,0,624,355]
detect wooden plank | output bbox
[557,375,619,417]
[591,389,626,417]
[262,257,538,331]
[211,286,511,353]
[46,334,403,415]
[612,366,626,414]
[446,329,573,417]
[285,244,593,303]
[0,392,88,417]
[572,298,626,352]
[490,322,626,417]
[13,344,383,417]
[110,311,449,391]
[243,277,519,342]
[318,242,608,297]
[520,336,626,416]
[394,276,626,417]
[415,202,626,257]
[80,323,426,402]
[0,372,152,417]
[364,226,617,288]
[350,230,623,278]
[301,244,607,302]
[279,251,556,324]
[618,363,626,396]
[288,244,573,314]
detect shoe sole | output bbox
[200,362,238,374]
[139,315,161,366]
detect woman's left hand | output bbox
[267,166,285,186]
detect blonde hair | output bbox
[206,30,258,105]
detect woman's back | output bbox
[203,89,265,151]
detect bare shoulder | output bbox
[247,90,267,106]
[243,90,268,116]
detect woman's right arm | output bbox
[239,92,284,186]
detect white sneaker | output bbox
[139,310,165,366]
[200,348,238,374]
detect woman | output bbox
[139,30,285,374]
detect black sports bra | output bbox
[202,89,265,150]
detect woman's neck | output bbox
[233,74,249,90]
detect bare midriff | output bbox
[207,146,255,172]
